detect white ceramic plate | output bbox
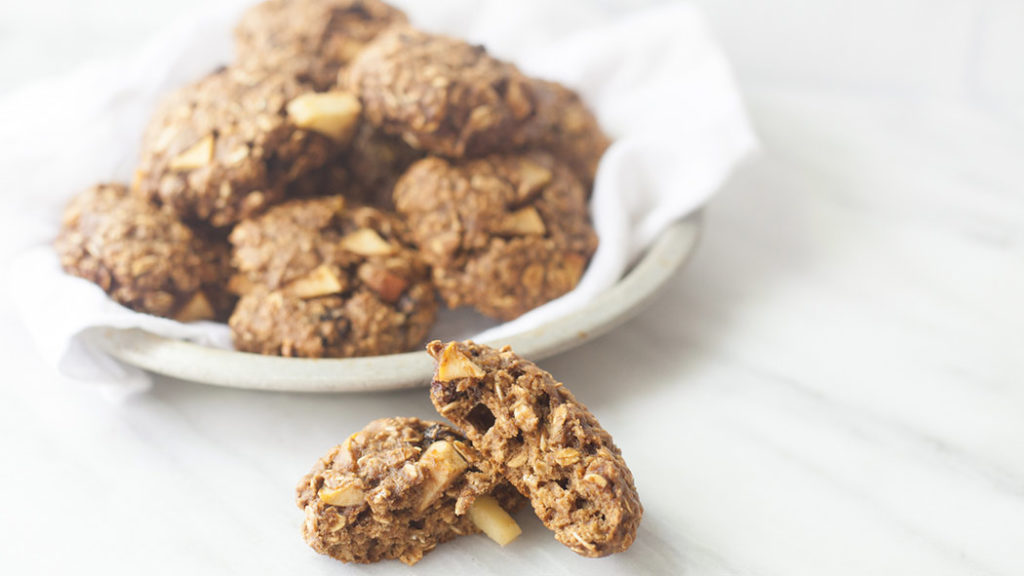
[90,214,701,392]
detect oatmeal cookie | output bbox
[135,66,359,227]
[297,417,524,565]
[235,0,407,91]
[394,153,597,320]
[515,79,609,189]
[345,26,535,158]
[54,183,221,322]
[228,196,436,357]
[428,341,643,557]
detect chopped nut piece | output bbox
[319,482,365,507]
[287,92,362,144]
[435,342,485,382]
[168,134,215,171]
[496,206,546,236]
[417,440,469,511]
[469,495,521,546]
[174,292,215,322]
[286,265,345,299]
[339,228,396,256]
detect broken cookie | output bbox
[296,417,524,565]
[427,341,642,557]
[394,152,597,320]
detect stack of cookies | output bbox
[55,0,607,358]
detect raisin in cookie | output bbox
[394,152,597,320]
[235,0,407,91]
[297,417,524,565]
[345,26,535,158]
[515,79,609,189]
[428,341,643,557]
[227,196,436,357]
[135,66,360,227]
[55,183,223,322]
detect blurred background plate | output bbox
[89,214,701,392]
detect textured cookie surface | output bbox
[55,183,225,321]
[346,26,535,158]
[235,0,407,91]
[394,152,597,320]
[515,79,609,189]
[428,341,642,557]
[296,417,523,565]
[228,196,436,357]
[135,67,342,227]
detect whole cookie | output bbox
[297,417,524,565]
[235,0,408,91]
[345,26,535,158]
[394,153,597,320]
[55,183,224,322]
[135,66,359,227]
[228,196,436,357]
[427,341,643,557]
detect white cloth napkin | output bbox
[4,0,755,392]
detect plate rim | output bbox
[91,213,702,393]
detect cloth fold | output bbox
[5,0,755,392]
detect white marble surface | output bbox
[1,1,1022,574]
